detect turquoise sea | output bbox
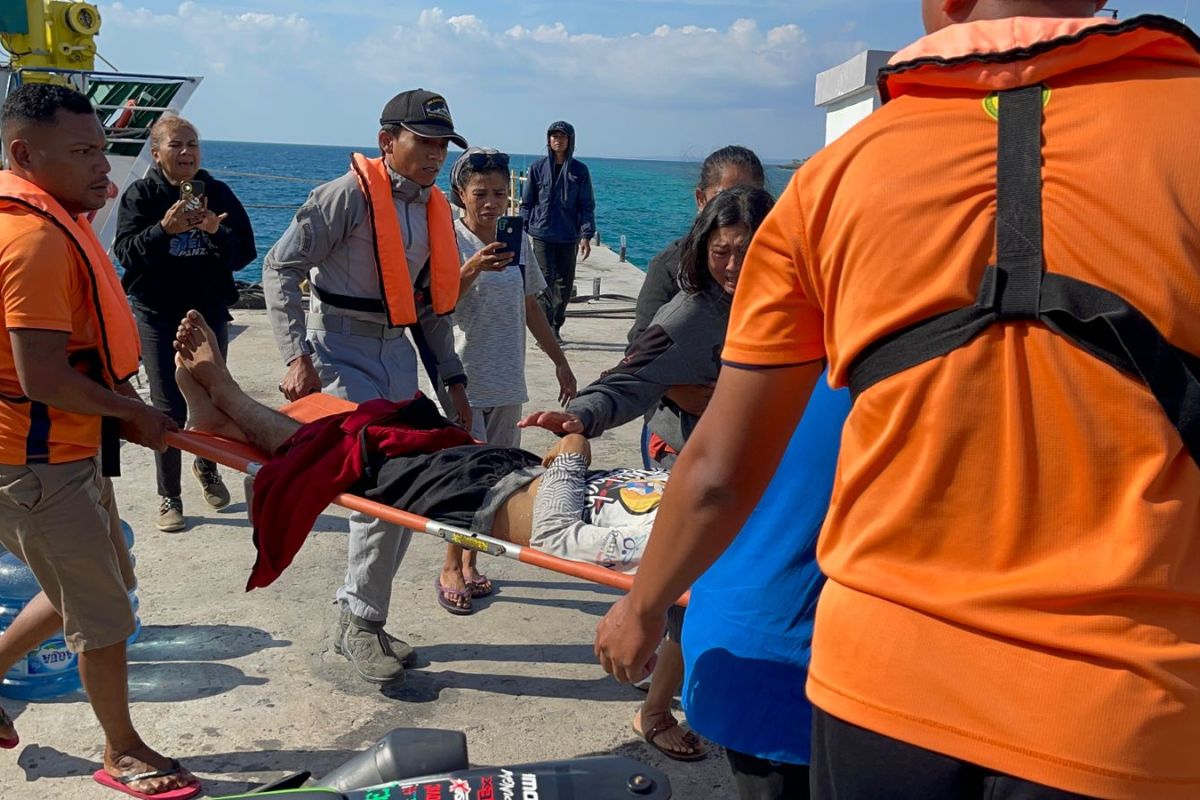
[202,141,787,284]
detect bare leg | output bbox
[0,592,62,742]
[438,545,472,612]
[633,640,705,757]
[173,310,299,453]
[80,641,196,793]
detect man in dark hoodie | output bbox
[114,114,256,532]
[520,121,596,340]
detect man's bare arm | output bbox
[10,329,176,451]
[594,360,823,680]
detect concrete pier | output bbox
[0,244,738,798]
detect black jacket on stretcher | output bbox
[114,166,257,319]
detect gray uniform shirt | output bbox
[262,163,465,384]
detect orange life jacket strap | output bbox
[0,173,141,385]
[349,154,460,328]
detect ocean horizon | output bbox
[200,140,792,284]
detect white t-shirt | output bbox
[452,218,547,407]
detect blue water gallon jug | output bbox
[0,519,141,700]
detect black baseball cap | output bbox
[380,89,468,149]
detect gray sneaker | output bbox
[157,496,185,532]
[333,609,415,684]
[192,459,231,509]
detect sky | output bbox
[92,1,1195,161]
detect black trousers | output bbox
[134,307,228,498]
[810,708,1098,800]
[727,748,810,800]
[532,237,579,332]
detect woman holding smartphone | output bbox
[114,114,256,532]
[433,146,577,614]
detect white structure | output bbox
[814,49,895,145]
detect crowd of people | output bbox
[0,1,1198,799]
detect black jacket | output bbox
[114,166,256,317]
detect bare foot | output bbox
[173,310,234,393]
[104,744,197,796]
[633,708,706,760]
[175,356,245,442]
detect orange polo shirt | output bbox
[725,15,1200,800]
[0,210,104,464]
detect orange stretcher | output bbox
[165,393,685,603]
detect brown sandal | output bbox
[634,711,707,762]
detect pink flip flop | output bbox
[435,578,474,616]
[0,706,18,749]
[92,758,201,800]
[465,574,494,599]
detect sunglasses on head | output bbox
[465,151,510,170]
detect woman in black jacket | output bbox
[114,114,256,532]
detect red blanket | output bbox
[248,394,474,589]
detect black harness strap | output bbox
[845,84,1200,465]
[311,283,387,315]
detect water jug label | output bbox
[28,641,76,674]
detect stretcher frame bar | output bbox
[166,429,687,604]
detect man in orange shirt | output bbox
[0,84,196,798]
[595,2,1200,799]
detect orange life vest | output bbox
[0,170,141,386]
[349,154,459,327]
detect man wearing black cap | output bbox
[262,89,470,684]
[520,121,596,341]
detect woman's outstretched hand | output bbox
[518,409,585,435]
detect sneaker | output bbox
[157,496,185,532]
[192,460,231,509]
[333,609,415,684]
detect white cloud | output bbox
[95,4,866,158]
[102,2,315,75]
[351,9,859,106]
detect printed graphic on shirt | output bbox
[168,229,210,259]
[585,468,668,520]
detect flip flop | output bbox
[0,706,17,749]
[635,713,708,762]
[465,574,494,599]
[92,758,201,800]
[434,578,473,616]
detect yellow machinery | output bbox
[0,0,102,82]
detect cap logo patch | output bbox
[424,96,452,123]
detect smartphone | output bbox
[180,179,206,211]
[496,215,523,262]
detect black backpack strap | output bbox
[992,84,1044,320]
[847,84,1046,396]
[844,84,1200,465]
[1040,274,1200,461]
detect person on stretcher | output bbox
[172,309,666,574]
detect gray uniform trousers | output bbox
[311,323,418,623]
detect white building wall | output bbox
[815,50,895,145]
